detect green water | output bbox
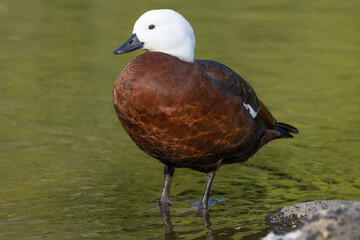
[1,0,359,239]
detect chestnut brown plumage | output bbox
[113,52,299,207]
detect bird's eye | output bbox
[148,24,155,30]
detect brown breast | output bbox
[113,52,269,172]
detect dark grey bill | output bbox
[113,34,144,55]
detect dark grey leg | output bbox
[159,165,175,206]
[201,170,216,208]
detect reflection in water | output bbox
[159,203,272,240]
[193,198,226,208]
[160,205,215,240]
[199,208,214,240]
[160,205,175,239]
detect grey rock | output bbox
[263,200,360,240]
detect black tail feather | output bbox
[275,122,299,138]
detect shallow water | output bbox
[0,0,359,239]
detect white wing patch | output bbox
[243,103,259,118]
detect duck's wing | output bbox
[195,59,276,137]
[195,60,260,117]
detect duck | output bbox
[112,9,299,208]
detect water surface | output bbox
[1,0,359,239]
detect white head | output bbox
[114,9,196,62]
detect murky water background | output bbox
[1,0,359,239]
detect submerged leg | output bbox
[159,165,175,206]
[201,170,216,208]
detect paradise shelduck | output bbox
[112,9,299,208]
